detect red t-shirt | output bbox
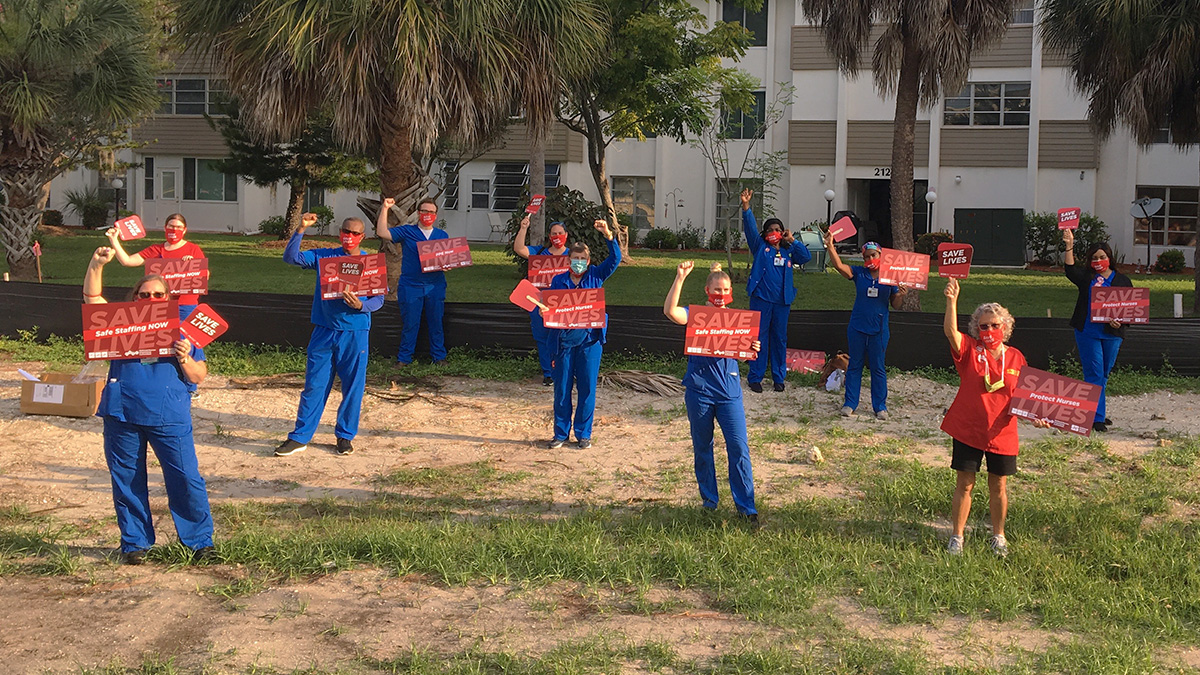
[139,241,206,306]
[940,334,1027,456]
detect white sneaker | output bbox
[947,535,964,555]
[840,406,854,417]
[875,410,889,421]
[989,534,1009,558]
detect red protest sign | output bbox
[828,216,857,243]
[526,195,546,214]
[82,300,180,360]
[684,306,761,360]
[786,348,825,373]
[878,248,930,290]
[114,215,147,241]
[416,236,473,272]
[1058,207,1081,230]
[32,241,42,257]
[528,254,570,289]
[936,242,973,279]
[1090,286,1150,324]
[541,288,606,329]
[319,253,387,299]
[179,303,229,349]
[145,258,209,296]
[1009,366,1101,436]
[509,279,545,313]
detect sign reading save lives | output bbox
[877,248,930,290]
[319,253,387,299]
[417,237,473,272]
[541,288,606,329]
[145,258,209,295]
[1090,286,1150,324]
[1009,366,1101,436]
[684,306,760,360]
[179,304,229,349]
[82,300,180,360]
[936,242,973,279]
[528,255,570,288]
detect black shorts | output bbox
[950,439,1017,476]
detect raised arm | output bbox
[83,247,114,304]
[592,219,622,281]
[663,261,693,325]
[375,196,398,242]
[740,189,762,251]
[1062,227,1075,268]
[104,228,144,266]
[283,213,319,269]
[823,229,853,279]
[513,214,532,259]
[943,277,963,356]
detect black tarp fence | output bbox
[3,281,1198,374]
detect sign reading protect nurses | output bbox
[877,248,930,290]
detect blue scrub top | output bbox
[848,266,897,335]
[283,233,385,331]
[742,209,811,305]
[681,308,744,401]
[546,238,621,349]
[387,224,448,288]
[98,345,205,427]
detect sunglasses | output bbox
[979,322,1003,330]
[137,291,168,299]
[340,228,364,236]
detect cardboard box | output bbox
[20,372,104,418]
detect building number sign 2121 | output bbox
[874,167,891,177]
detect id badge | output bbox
[866,286,879,298]
[773,256,785,267]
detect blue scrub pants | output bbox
[748,297,789,385]
[844,326,889,413]
[686,390,756,515]
[553,340,602,440]
[396,282,447,363]
[103,417,213,553]
[1075,329,1122,423]
[290,325,369,443]
[531,313,554,378]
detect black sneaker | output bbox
[433,359,448,367]
[749,381,763,393]
[193,546,218,562]
[548,438,566,449]
[577,438,592,450]
[121,549,148,566]
[336,438,354,456]
[743,513,761,530]
[1092,421,1108,433]
[1104,417,1113,425]
[542,376,553,386]
[773,382,785,392]
[274,439,307,456]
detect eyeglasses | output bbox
[418,209,438,215]
[340,229,364,236]
[979,322,1003,330]
[137,291,168,299]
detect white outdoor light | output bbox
[819,173,826,183]
[955,175,962,184]
[925,191,937,204]
[111,178,124,190]
[823,189,835,202]
[923,191,937,235]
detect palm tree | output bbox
[800,0,1015,307]
[0,0,161,280]
[1042,0,1200,312]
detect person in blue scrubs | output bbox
[1062,229,1132,433]
[824,234,909,420]
[375,196,448,366]
[664,261,761,522]
[83,246,213,565]
[739,188,811,392]
[276,213,384,457]
[544,219,620,449]
[513,216,570,385]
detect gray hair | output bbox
[968,302,1015,341]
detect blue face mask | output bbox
[570,259,588,274]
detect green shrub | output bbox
[1154,249,1186,274]
[41,210,64,227]
[641,227,678,250]
[310,205,336,236]
[707,224,743,250]
[915,230,953,255]
[677,222,704,249]
[64,187,111,229]
[258,215,288,237]
[1024,211,1109,264]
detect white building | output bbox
[47,0,1198,268]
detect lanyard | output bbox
[983,347,1006,393]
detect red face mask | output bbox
[707,291,733,307]
[764,231,782,246]
[165,228,185,244]
[979,327,1004,350]
[418,212,437,228]
[549,233,567,248]
[1090,259,1110,273]
[864,257,880,270]
[340,231,364,252]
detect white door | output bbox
[463,175,492,241]
[154,168,182,225]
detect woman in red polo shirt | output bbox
[941,278,1048,557]
[106,213,205,320]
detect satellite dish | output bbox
[1130,197,1164,219]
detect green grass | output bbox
[13,230,1195,316]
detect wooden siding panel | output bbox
[940,127,1030,167]
[846,120,929,167]
[1038,120,1098,168]
[971,26,1033,68]
[788,121,836,165]
[1042,47,1073,69]
[791,26,836,70]
[477,123,576,163]
[132,117,227,156]
[169,50,216,75]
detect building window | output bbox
[143,157,154,201]
[723,0,768,47]
[1153,128,1176,144]
[470,178,490,209]
[611,177,656,231]
[303,187,325,211]
[943,82,1031,126]
[722,90,767,139]
[1136,186,1198,247]
[1011,0,1034,25]
[182,158,238,202]
[546,163,562,190]
[441,162,460,210]
[492,162,528,211]
[156,78,229,115]
[715,179,763,236]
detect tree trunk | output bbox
[583,120,629,260]
[282,177,307,240]
[1195,156,1199,314]
[529,131,546,246]
[891,36,921,311]
[0,168,51,281]
[379,114,418,301]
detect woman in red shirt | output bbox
[106,213,206,320]
[941,278,1048,557]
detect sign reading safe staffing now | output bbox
[82,300,180,360]
[114,215,146,241]
[179,304,229,349]
[786,348,825,373]
[318,253,387,299]
[1058,207,1081,230]
[541,288,606,329]
[527,254,571,288]
[1090,286,1150,324]
[1009,366,1101,436]
[936,242,974,279]
[145,258,209,296]
[877,248,930,290]
[684,306,760,360]
[416,237,473,272]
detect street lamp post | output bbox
[823,189,835,229]
[111,177,124,221]
[924,190,937,236]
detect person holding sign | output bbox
[942,278,1050,557]
[513,216,570,385]
[376,196,449,366]
[544,219,620,449]
[1062,229,1131,433]
[824,234,908,419]
[740,188,811,393]
[276,214,384,457]
[664,262,761,522]
[82,247,214,565]
[106,213,206,321]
